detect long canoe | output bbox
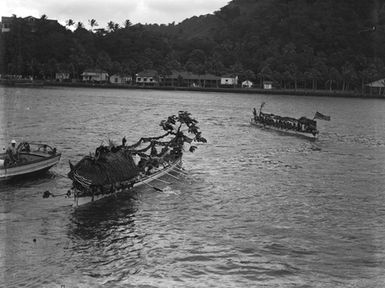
[69,157,182,208]
[250,119,319,140]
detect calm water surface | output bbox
[1,86,385,287]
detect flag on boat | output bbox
[314,111,331,121]
[259,102,266,114]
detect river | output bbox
[1,86,385,287]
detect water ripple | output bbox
[1,88,385,287]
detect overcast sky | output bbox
[2,0,229,27]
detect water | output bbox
[1,86,385,287]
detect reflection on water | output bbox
[68,195,143,286]
[1,87,385,287]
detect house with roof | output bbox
[0,16,12,33]
[242,80,253,88]
[136,70,159,85]
[263,80,273,89]
[162,71,220,88]
[1,15,58,33]
[55,72,70,82]
[81,69,109,82]
[220,75,238,87]
[110,74,132,84]
[366,78,385,94]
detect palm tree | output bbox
[88,19,98,31]
[124,19,132,28]
[66,19,74,28]
[107,21,120,32]
[107,21,115,32]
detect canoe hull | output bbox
[70,158,182,208]
[250,119,318,140]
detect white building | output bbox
[81,69,109,82]
[55,72,70,82]
[242,80,253,88]
[220,75,238,86]
[136,70,159,85]
[366,78,385,94]
[263,80,273,90]
[110,74,132,84]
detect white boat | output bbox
[0,142,61,180]
[69,157,182,208]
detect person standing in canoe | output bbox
[6,140,19,164]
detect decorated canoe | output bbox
[0,142,61,180]
[250,119,319,139]
[251,103,330,139]
[62,111,206,208]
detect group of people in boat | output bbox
[2,140,56,167]
[253,108,318,135]
[93,136,181,176]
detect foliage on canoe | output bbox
[68,111,206,193]
[69,149,138,187]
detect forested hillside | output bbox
[2,0,385,91]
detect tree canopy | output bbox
[1,0,385,91]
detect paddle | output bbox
[152,178,172,184]
[143,182,163,192]
[173,167,188,175]
[164,171,183,181]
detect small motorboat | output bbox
[0,142,61,180]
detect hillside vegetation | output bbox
[2,0,385,91]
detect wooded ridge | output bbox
[1,0,384,92]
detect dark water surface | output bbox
[1,86,385,287]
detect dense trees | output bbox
[1,0,385,91]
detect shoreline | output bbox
[1,80,385,99]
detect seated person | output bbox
[18,142,30,153]
[37,144,48,152]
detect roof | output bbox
[110,74,131,78]
[1,15,57,23]
[1,16,13,23]
[82,69,108,75]
[165,70,220,81]
[136,70,158,77]
[221,74,238,78]
[366,79,385,88]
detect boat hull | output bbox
[0,153,61,180]
[70,158,182,208]
[250,119,318,140]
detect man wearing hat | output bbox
[6,140,19,164]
